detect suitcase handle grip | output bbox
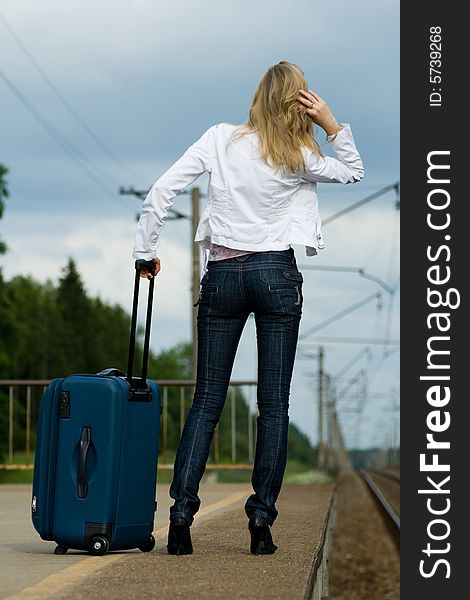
[77,427,91,498]
[97,368,126,377]
[135,259,157,276]
[127,261,155,386]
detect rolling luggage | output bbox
[31,260,161,555]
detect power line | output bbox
[0,68,133,214]
[382,278,400,355]
[367,345,400,385]
[337,368,366,400]
[299,292,381,341]
[298,264,395,294]
[0,68,112,192]
[319,183,394,194]
[334,347,371,380]
[381,202,401,353]
[119,187,190,221]
[385,203,400,285]
[0,11,145,184]
[298,259,400,358]
[322,181,400,226]
[298,336,400,345]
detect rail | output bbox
[359,469,400,530]
[367,467,400,482]
[0,379,257,471]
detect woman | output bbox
[133,61,364,555]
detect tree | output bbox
[0,164,11,372]
[0,164,9,255]
[0,258,316,469]
[147,341,314,466]
[89,296,137,374]
[0,275,10,460]
[54,259,135,375]
[5,276,54,379]
[56,259,93,374]
[0,165,10,459]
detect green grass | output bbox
[4,451,35,465]
[284,469,334,484]
[215,470,252,483]
[0,455,333,486]
[155,469,174,484]
[284,460,334,484]
[0,451,35,483]
[0,470,34,484]
[204,461,334,485]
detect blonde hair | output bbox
[229,61,322,173]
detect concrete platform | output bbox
[0,482,333,600]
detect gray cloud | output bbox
[0,0,399,448]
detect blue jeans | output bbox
[169,248,303,526]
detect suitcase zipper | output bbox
[43,380,62,540]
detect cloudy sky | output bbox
[0,0,399,449]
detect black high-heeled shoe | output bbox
[248,515,278,555]
[167,518,193,555]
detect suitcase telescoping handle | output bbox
[127,259,156,386]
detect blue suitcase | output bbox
[31,261,161,555]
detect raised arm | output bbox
[302,123,364,184]
[297,89,364,184]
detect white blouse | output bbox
[133,122,364,279]
[208,243,254,262]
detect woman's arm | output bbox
[297,90,364,184]
[302,123,364,184]
[133,125,216,263]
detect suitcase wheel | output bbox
[53,544,69,555]
[139,534,155,553]
[89,535,109,556]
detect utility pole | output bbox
[318,346,325,469]
[191,187,200,380]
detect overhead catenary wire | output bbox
[385,200,401,285]
[119,186,191,221]
[318,183,392,194]
[337,368,366,401]
[0,11,146,185]
[322,181,400,226]
[298,336,399,345]
[298,292,382,341]
[333,347,371,380]
[304,182,400,432]
[0,69,133,215]
[367,344,400,386]
[0,14,399,453]
[381,201,401,354]
[382,277,400,356]
[298,264,394,294]
[361,183,400,270]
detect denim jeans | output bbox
[169,248,303,526]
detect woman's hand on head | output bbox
[297,90,341,137]
[140,258,161,279]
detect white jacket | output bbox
[133,122,364,279]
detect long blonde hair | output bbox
[229,61,322,173]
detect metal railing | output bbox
[0,379,257,471]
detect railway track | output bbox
[358,468,400,536]
[367,467,400,483]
